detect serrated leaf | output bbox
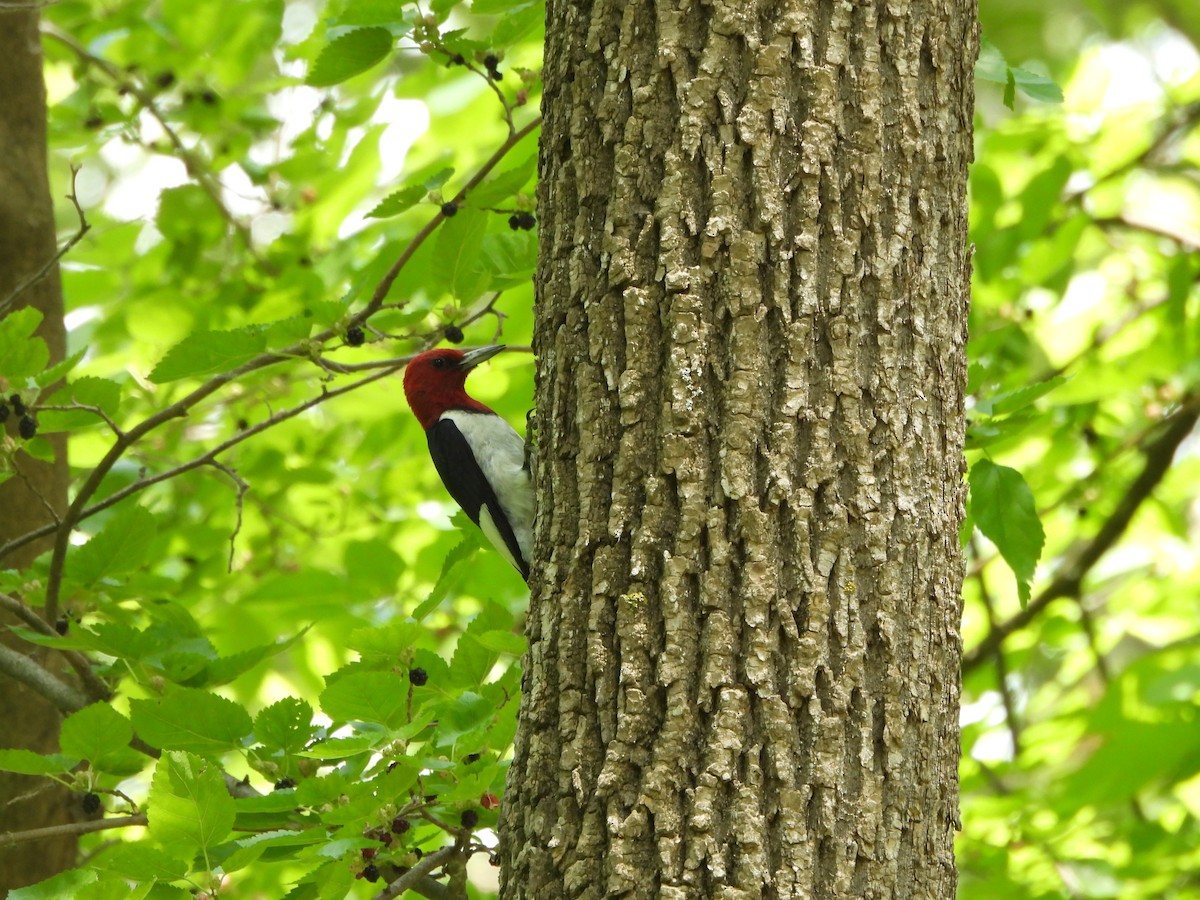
[0,307,50,379]
[202,629,308,687]
[467,150,536,207]
[0,748,80,775]
[65,505,158,586]
[307,27,392,87]
[365,184,426,219]
[60,703,134,765]
[319,671,409,728]
[8,868,99,900]
[415,524,484,620]
[149,327,267,383]
[984,375,1068,417]
[254,697,315,754]
[130,686,253,754]
[297,734,383,759]
[35,348,87,387]
[147,751,235,860]
[423,167,455,190]
[970,459,1045,606]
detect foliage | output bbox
[961,12,1200,898]
[1,1,540,897]
[0,0,1198,898]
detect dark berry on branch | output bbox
[346,326,365,346]
[409,667,428,686]
[444,324,464,344]
[440,202,458,217]
[18,415,37,440]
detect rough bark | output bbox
[0,12,77,893]
[502,0,975,897]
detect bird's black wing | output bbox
[427,417,528,580]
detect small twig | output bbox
[0,164,90,317]
[208,460,249,572]
[972,538,1022,758]
[0,814,147,848]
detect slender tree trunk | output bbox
[502,0,975,896]
[0,12,76,894]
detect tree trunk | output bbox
[502,0,975,897]
[0,12,76,894]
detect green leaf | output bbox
[130,686,253,754]
[969,459,1045,606]
[92,843,189,882]
[344,539,405,596]
[9,868,99,900]
[60,703,134,765]
[414,525,484,620]
[319,671,409,728]
[0,748,80,775]
[35,347,87,387]
[0,306,50,379]
[148,326,268,383]
[147,751,236,861]
[66,505,159,586]
[202,629,308,687]
[973,375,1068,417]
[307,27,393,87]
[364,184,426,219]
[1009,65,1063,104]
[333,0,416,27]
[254,697,315,754]
[432,206,490,300]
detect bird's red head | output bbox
[403,346,504,429]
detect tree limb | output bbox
[964,405,1200,674]
[0,642,89,712]
[0,814,147,848]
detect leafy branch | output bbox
[964,401,1200,674]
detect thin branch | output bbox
[0,814,147,849]
[0,643,89,712]
[964,404,1200,674]
[972,539,1022,758]
[37,403,125,439]
[208,460,249,572]
[373,845,459,900]
[0,592,113,702]
[0,164,90,317]
[358,115,540,319]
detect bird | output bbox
[402,345,533,581]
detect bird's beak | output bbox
[459,345,506,370]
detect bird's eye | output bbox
[432,358,447,369]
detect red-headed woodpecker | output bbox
[403,346,533,581]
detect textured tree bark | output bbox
[0,12,77,893]
[501,0,975,897]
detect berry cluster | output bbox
[0,394,37,439]
[508,211,536,231]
